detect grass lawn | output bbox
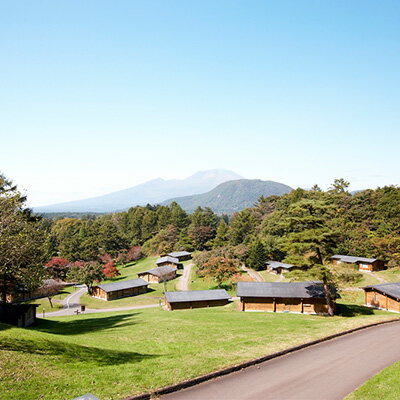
[258,269,288,282]
[25,286,77,313]
[0,303,396,400]
[346,361,400,400]
[375,267,400,283]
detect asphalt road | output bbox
[162,321,400,400]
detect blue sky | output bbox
[1,0,399,206]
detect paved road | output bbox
[162,321,400,400]
[176,263,193,291]
[241,265,264,282]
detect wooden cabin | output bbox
[156,256,180,269]
[265,261,300,275]
[331,255,385,271]
[237,281,333,314]
[91,279,149,301]
[0,304,38,327]
[167,251,192,262]
[137,265,177,283]
[164,289,231,311]
[363,282,400,313]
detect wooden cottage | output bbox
[156,256,180,269]
[363,282,400,313]
[91,279,149,301]
[137,265,177,283]
[331,255,385,271]
[167,251,192,262]
[0,304,38,327]
[164,289,231,311]
[265,261,299,275]
[237,281,333,314]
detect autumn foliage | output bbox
[199,256,240,288]
[45,257,70,280]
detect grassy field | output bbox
[258,269,288,282]
[26,285,77,313]
[0,302,396,400]
[375,267,400,283]
[346,361,400,400]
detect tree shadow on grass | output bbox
[336,303,375,317]
[33,313,139,335]
[0,336,158,365]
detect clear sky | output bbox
[1,0,399,206]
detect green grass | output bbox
[258,269,288,282]
[375,267,400,283]
[24,286,77,313]
[0,303,396,400]
[346,361,400,400]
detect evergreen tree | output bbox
[247,241,267,271]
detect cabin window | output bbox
[375,294,379,302]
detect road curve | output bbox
[162,321,400,400]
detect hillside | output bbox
[33,169,242,213]
[162,179,293,213]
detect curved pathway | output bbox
[240,265,264,282]
[176,263,193,291]
[162,321,400,400]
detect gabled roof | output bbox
[331,255,377,264]
[266,261,296,270]
[138,265,177,278]
[156,256,179,265]
[363,282,400,300]
[165,289,231,303]
[168,251,191,258]
[236,281,327,299]
[97,278,149,293]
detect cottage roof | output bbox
[168,251,191,258]
[138,265,177,278]
[165,289,231,303]
[331,255,377,264]
[266,261,296,270]
[363,282,400,300]
[237,281,327,299]
[97,278,148,293]
[156,256,179,265]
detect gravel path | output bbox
[240,265,264,282]
[176,263,193,291]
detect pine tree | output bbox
[247,241,267,271]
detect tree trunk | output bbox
[323,283,335,316]
[316,247,324,265]
[47,296,53,308]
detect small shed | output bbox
[156,256,180,269]
[363,282,400,313]
[331,255,385,271]
[91,279,149,301]
[265,261,299,275]
[0,304,38,327]
[165,289,231,311]
[138,265,177,283]
[167,251,192,262]
[237,281,333,314]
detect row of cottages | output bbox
[164,289,231,310]
[363,282,400,313]
[265,261,300,275]
[92,278,149,301]
[137,265,177,283]
[237,281,334,314]
[331,255,385,271]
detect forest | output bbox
[1,174,399,299]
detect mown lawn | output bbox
[0,303,396,400]
[375,267,400,283]
[346,361,400,400]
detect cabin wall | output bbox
[240,297,328,314]
[92,285,148,301]
[168,299,229,310]
[365,290,400,312]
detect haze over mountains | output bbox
[34,169,293,214]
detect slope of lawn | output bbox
[0,303,396,400]
[375,267,400,283]
[346,361,400,400]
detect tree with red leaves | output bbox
[45,257,70,281]
[102,260,120,279]
[199,256,240,288]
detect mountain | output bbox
[33,169,242,213]
[161,179,293,214]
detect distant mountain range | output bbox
[34,169,243,213]
[161,179,293,214]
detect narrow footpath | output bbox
[240,265,264,282]
[176,263,193,291]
